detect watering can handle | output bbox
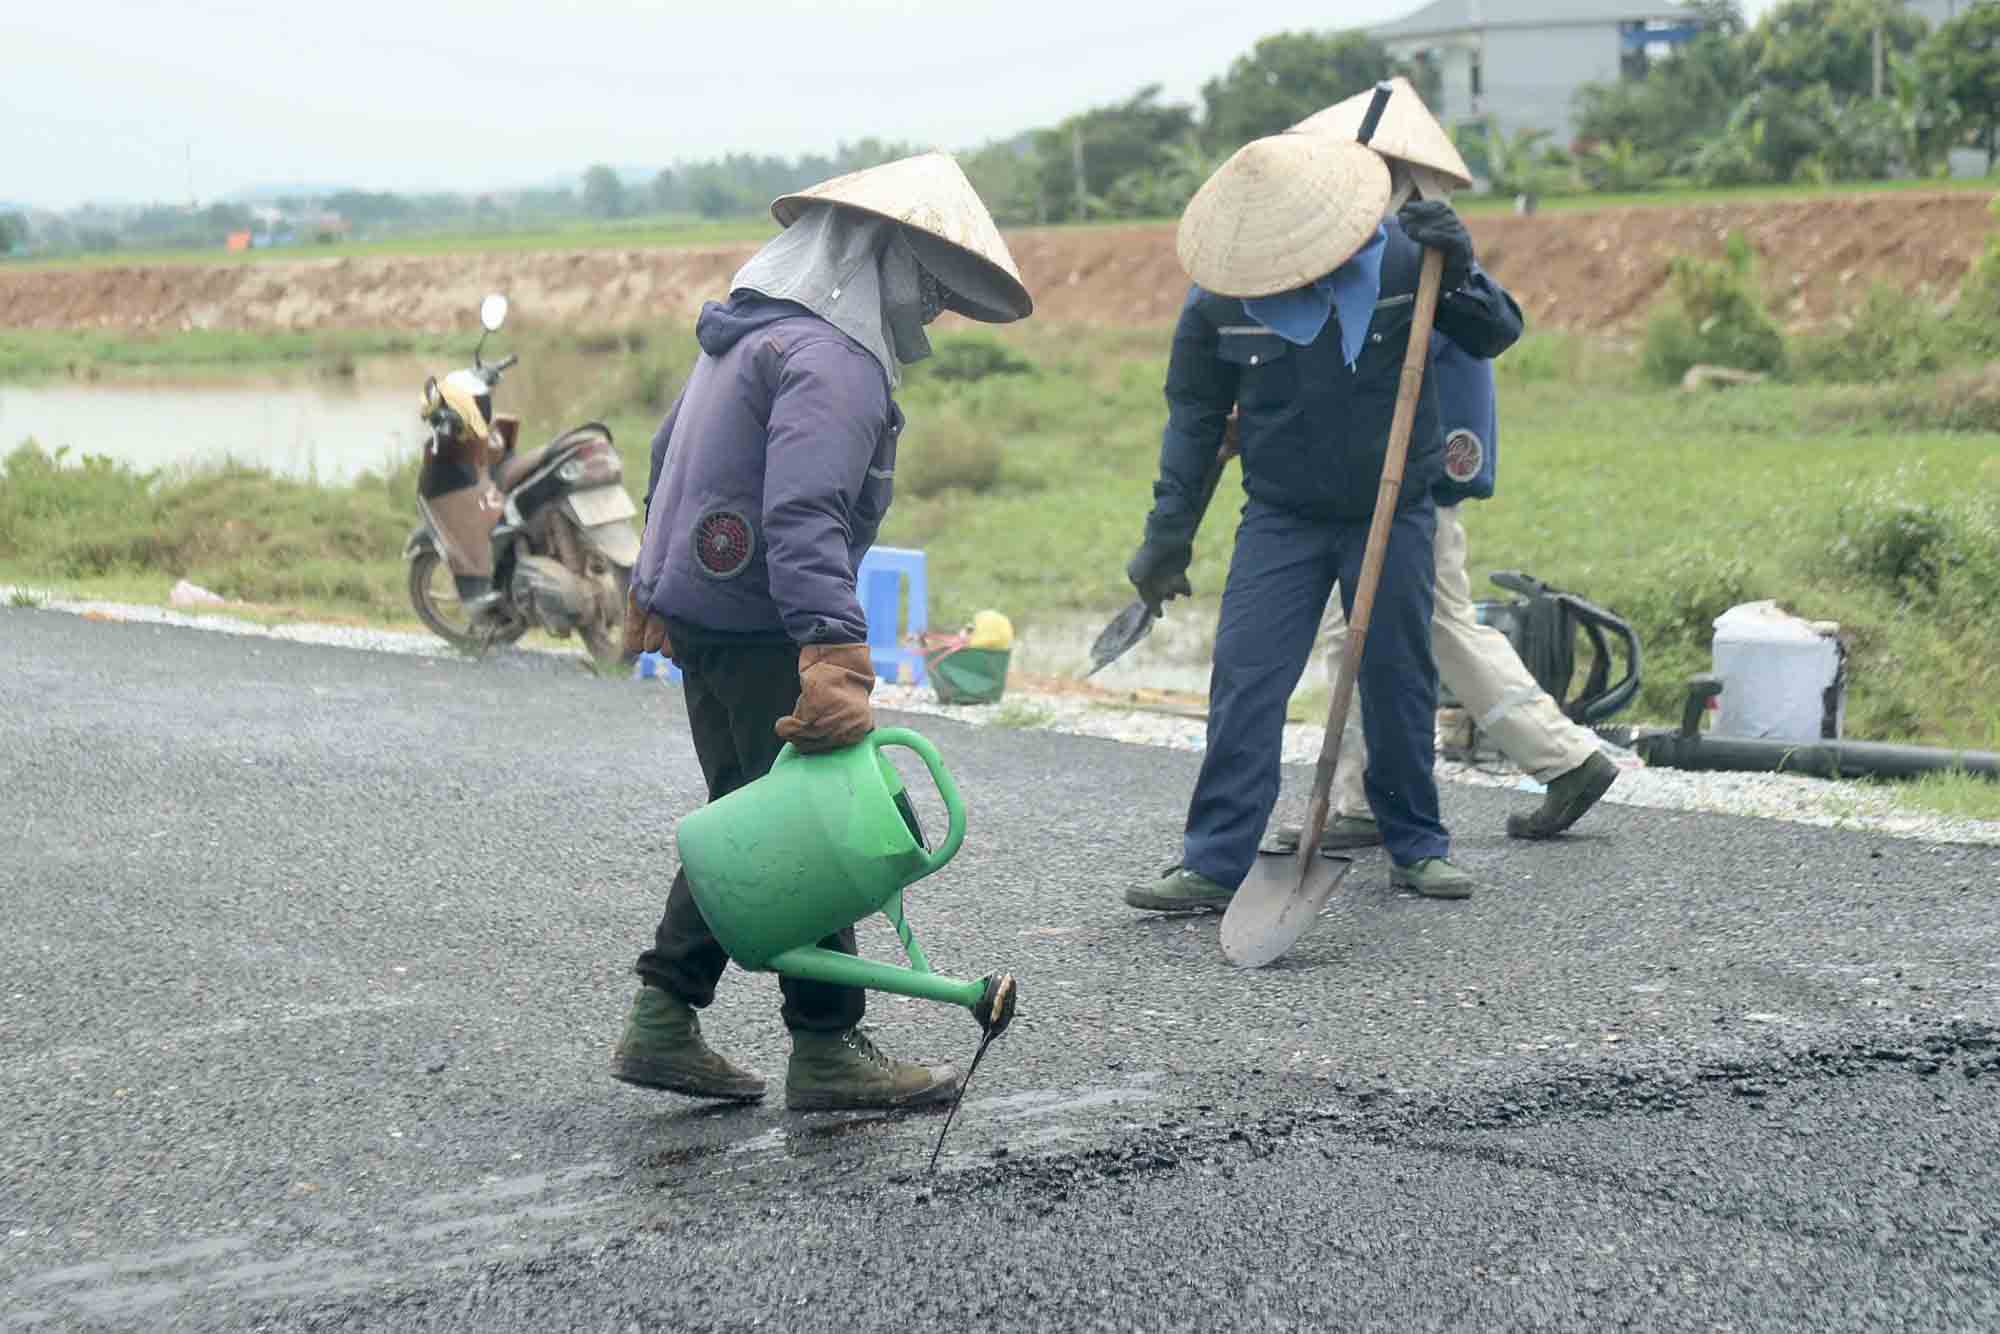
[867,727,967,878]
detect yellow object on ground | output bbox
[967,610,1014,650]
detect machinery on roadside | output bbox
[405,293,639,657]
[1460,569,1641,727]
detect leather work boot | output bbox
[1264,815,1385,854]
[610,986,766,1102]
[1506,751,1619,841]
[785,1027,960,1112]
[1391,857,1476,900]
[1124,865,1234,913]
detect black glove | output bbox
[1127,537,1193,611]
[1396,199,1474,291]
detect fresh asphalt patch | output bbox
[4,609,1998,1331]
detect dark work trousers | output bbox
[633,635,864,1033]
[1183,497,1449,885]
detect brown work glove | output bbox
[775,643,876,753]
[621,587,670,661]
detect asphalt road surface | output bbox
[5,610,1999,1332]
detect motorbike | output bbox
[404,293,640,658]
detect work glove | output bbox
[621,587,670,662]
[1127,537,1194,612]
[776,643,876,753]
[1396,199,1475,291]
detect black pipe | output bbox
[1630,676,1999,781]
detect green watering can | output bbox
[676,727,1017,1034]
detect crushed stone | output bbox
[9,586,1994,847]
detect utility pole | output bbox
[1071,127,1086,222]
[1872,20,1884,100]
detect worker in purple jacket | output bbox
[611,154,1033,1112]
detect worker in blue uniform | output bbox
[1121,132,1523,910]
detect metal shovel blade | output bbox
[1220,851,1353,969]
[1086,599,1158,677]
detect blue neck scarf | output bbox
[1240,225,1387,369]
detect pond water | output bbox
[0,381,426,483]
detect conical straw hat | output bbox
[1175,134,1391,298]
[772,151,1032,322]
[1290,76,1474,192]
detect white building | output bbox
[1904,0,1975,27]
[1371,0,1708,147]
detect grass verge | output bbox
[6,323,1999,750]
[1898,771,2000,822]
[0,329,466,381]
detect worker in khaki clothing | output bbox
[1273,339,1616,857]
[1262,78,1615,858]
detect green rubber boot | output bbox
[785,1027,960,1112]
[1506,751,1619,840]
[1124,865,1234,913]
[1390,857,1476,900]
[610,985,766,1102]
[1264,815,1384,853]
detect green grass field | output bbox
[1448,172,1999,214]
[4,321,1997,819]
[5,214,780,272]
[7,177,1994,274]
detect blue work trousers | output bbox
[1183,498,1449,885]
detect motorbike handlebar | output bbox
[473,355,518,388]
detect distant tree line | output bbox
[8,3,2000,259]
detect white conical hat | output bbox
[772,152,1032,322]
[1175,134,1391,298]
[1290,76,1474,193]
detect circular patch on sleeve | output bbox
[692,509,756,579]
[1443,428,1485,484]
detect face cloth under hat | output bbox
[1239,225,1387,368]
[728,202,944,386]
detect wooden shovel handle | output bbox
[1301,246,1447,845]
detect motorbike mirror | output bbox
[479,293,509,333]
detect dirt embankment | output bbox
[1,192,1989,337]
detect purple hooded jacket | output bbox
[632,295,902,645]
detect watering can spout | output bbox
[763,946,1017,1035]
[676,727,1016,1030]
[974,973,1018,1036]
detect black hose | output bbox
[1633,676,1999,781]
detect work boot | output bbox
[1506,751,1619,840]
[1391,857,1476,900]
[609,986,766,1102]
[1264,815,1385,854]
[1123,865,1234,913]
[785,1027,960,1112]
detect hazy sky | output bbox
[6,1,1781,210]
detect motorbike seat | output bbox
[495,445,553,492]
[493,425,614,494]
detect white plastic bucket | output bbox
[1711,601,1846,742]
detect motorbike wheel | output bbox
[408,549,524,652]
